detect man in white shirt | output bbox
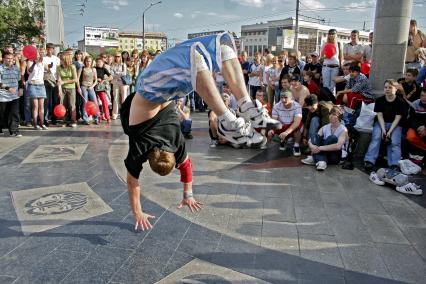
[42,43,60,124]
[343,30,364,65]
[268,90,303,156]
[248,52,263,100]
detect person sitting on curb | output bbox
[364,79,404,173]
[406,87,426,166]
[302,94,334,151]
[302,106,348,171]
[208,93,238,148]
[176,98,193,139]
[335,64,374,110]
[268,90,302,155]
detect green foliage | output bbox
[0,0,44,48]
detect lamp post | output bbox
[142,1,162,51]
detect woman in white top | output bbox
[110,52,128,119]
[321,29,343,95]
[266,56,283,109]
[302,106,348,171]
[26,49,48,130]
[263,54,274,108]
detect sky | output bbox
[62,0,426,47]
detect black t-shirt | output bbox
[374,95,405,124]
[304,62,322,85]
[241,61,250,85]
[123,98,187,179]
[95,67,111,80]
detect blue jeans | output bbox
[181,119,192,135]
[81,86,99,122]
[364,122,402,167]
[417,66,426,85]
[308,116,321,141]
[322,66,339,94]
[312,134,341,164]
[274,86,281,105]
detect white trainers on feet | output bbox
[369,171,385,186]
[41,125,48,130]
[237,99,282,129]
[218,117,262,145]
[209,139,218,148]
[396,183,423,195]
[301,155,316,165]
[316,161,327,171]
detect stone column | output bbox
[370,0,413,94]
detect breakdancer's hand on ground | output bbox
[178,196,203,212]
[134,211,155,231]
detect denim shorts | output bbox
[26,84,47,99]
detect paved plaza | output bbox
[0,112,425,284]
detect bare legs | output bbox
[32,98,45,127]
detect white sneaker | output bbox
[210,139,218,148]
[293,146,301,156]
[302,155,315,165]
[316,161,327,171]
[41,125,48,130]
[369,171,385,186]
[396,183,423,195]
[218,117,262,145]
[237,99,282,129]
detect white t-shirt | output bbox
[43,55,60,80]
[248,63,263,87]
[343,42,364,65]
[27,61,45,84]
[272,101,302,125]
[263,64,272,85]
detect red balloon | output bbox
[54,104,66,118]
[85,101,99,116]
[361,62,371,75]
[22,45,37,60]
[323,43,336,59]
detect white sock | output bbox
[294,143,300,147]
[237,96,252,108]
[218,109,237,125]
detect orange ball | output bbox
[85,101,99,116]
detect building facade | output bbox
[241,18,370,57]
[118,32,167,52]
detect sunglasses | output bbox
[278,60,283,62]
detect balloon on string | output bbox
[361,62,371,75]
[323,43,336,59]
[85,101,99,116]
[22,45,37,60]
[54,104,66,118]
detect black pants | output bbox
[0,99,20,134]
[249,85,261,100]
[44,82,57,122]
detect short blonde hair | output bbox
[148,149,175,176]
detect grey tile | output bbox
[359,214,409,244]
[298,273,345,284]
[339,245,390,278]
[261,221,299,254]
[299,234,344,270]
[400,227,426,259]
[18,249,88,284]
[263,197,296,223]
[0,275,17,284]
[295,207,333,236]
[329,214,374,245]
[320,192,349,204]
[344,270,404,284]
[377,243,426,284]
[380,200,426,228]
[324,201,358,217]
[61,246,131,284]
[348,195,388,214]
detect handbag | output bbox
[95,82,107,92]
[354,102,376,133]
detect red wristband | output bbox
[178,158,193,183]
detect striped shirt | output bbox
[0,64,20,102]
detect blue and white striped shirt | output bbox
[0,64,20,102]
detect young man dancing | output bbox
[122,33,281,230]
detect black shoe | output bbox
[364,161,375,173]
[184,133,193,139]
[342,160,354,170]
[0,129,3,135]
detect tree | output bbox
[0,0,44,48]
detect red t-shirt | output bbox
[306,80,320,95]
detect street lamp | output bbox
[142,1,162,51]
